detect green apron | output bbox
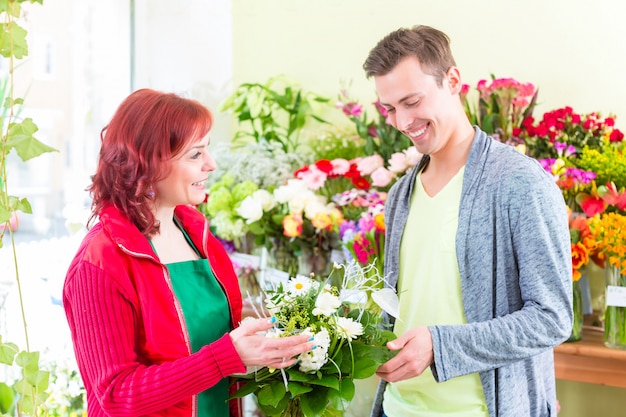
[152,222,231,417]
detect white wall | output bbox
[231,0,626,130]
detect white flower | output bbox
[334,317,363,340]
[236,196,264,223]
[312,292,341,316]
[252,189,276,211]
[286,275,312,296]
[339,289,368,305]
[298,327,331,373]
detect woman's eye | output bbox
[191,151,202,159]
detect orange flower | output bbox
[571,242,589,281]
[283,213,303,237]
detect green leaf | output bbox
[328,378,354,411]
[6,118,57,161]
[13,197,32,214]
[0,22,28,59]
[301,386,329,417]
[15,393,34,415]
[287,382,313,396]
[0,1,20,18]
[0,382,14,414]
[257,394,289,416]
[257,380,287,408]
[0,342,18,365]
[15,350,39,373]
[228,380,260,399]
[0,206,10,225]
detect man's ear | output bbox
[445,66,462,94]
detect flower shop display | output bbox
[212,74,626,358]
[588,212,626,350]
[519,106,624,160]
[229,261,399,417]
[237,179,344,277]
[460,75,537,145]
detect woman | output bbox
[63,89,313,417]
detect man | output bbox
[363,25,572,417]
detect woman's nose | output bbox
[204,152,217,171]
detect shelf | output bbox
[554,326,626,388]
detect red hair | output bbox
[88,89,213,236]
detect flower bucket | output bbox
[567,279,583,342]
[603,265,626,350]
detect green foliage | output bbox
[0,1,56,416]
[0,337,50,416]
[305,127,365,162]
[219,75,332,153]
[577,141,626,189]
[336,88,412,164]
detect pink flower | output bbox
[357,155,384,176]
[330,158,351,175]
[388,152,410,174]
[297,167,327,191]
[404,146,422,165]
[371,167,394,187]
[342,102,363,117]
[374,99,388,118]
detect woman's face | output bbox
[154,134,216,208]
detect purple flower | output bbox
[339,220,356,239]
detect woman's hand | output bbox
[229,317,314,369]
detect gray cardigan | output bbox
[371,128,572,417]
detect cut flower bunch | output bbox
[230,261,399,417]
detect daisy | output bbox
[285,275,312,296]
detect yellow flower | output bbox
[311,212,332,230]
[283,213,303,237]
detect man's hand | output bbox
[376,326,434,383]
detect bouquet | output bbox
[460,75,537,145]
[230,261,399,417]
[519,106,624,160]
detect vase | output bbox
[566,279,583,342]
[267,238,299,277]
[297,246,332,278]
[603,265,626,350]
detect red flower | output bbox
[610,129,624,142]
[351,176,371,190]
[294,165,309,177]
[314,159,334,174]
